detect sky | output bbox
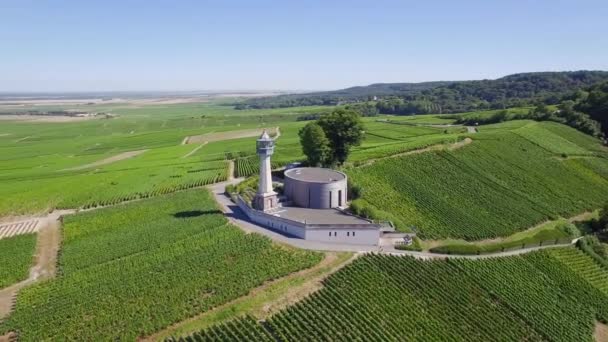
[1,0,607,92]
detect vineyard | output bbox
[0,190,321,340]
[348,123,608,239]
[176,248,608,341]
[0,234,37,289]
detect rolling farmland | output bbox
[348,122,608,239]
[177,248,608,342]
[0,190,321,341]
[2,98,608,341]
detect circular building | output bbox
[283,167,347,209]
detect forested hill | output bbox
[237,71,608,114]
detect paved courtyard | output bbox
[271,206,371,225]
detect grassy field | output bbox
[177,248,608,342]
[0,234,36,289]
[348,121,608,239]
[0,190,321,341]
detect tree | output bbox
[317,109,365,165]
[576,81,608,137]
[298,122,330,167]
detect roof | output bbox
[284,167,346,183]
[274,206,372,225]
[258,129,271,140]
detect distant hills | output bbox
[237,71,608,114]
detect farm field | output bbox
[177,248,608,342]
[0,190,321,341]
[0,234,37,289]
[348,121,608,239]
[0,102,464,215]
[0,100,321,215]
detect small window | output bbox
[334,232,337,237]
[329,232,331,237]
[347,232,350,237]
[353,231,356,237]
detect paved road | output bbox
[208,180,577,259]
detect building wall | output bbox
[237,196,379,245]
[237,197,307,239]
[306,228,380,245]
[284,177,347,209]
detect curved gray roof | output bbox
[284,167,346,183]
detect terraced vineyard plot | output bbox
[542,121,608,154]
[349,129,608,239]
[0,145,229,214]
[544,247,608,294]
[179,249,608,341]
[0,190,321,341]
[514,122,591,155]
[0,234,36,289]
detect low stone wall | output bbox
[236,196,381,245]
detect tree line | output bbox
[236,71,608,114]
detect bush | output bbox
[395,236,422,251]
[348,181,362,200]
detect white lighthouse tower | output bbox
[253,130,278,212]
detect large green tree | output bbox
[576,81,608,137]
[298,122,331,167]
[317,109,364,165]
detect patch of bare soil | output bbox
[184,127,278,145]
[227,160,235,181]
[62,149,147,171]
[182,142,207,158]
[0,115,99,123]
[596,322,608,342]
[0,331,16,342]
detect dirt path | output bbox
[361,137,473,166]
[184,127,279,145]
[227,160,235,181]
[63,150,147,171]
[253,252,356,319]
[0,211,67,321]
[181,142,207,158]
[142,252,355,341]
[596,322,608,342]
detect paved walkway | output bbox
[208,181,577,259]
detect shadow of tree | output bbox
[173,210,222,218]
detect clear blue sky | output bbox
[1,0,607,92]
